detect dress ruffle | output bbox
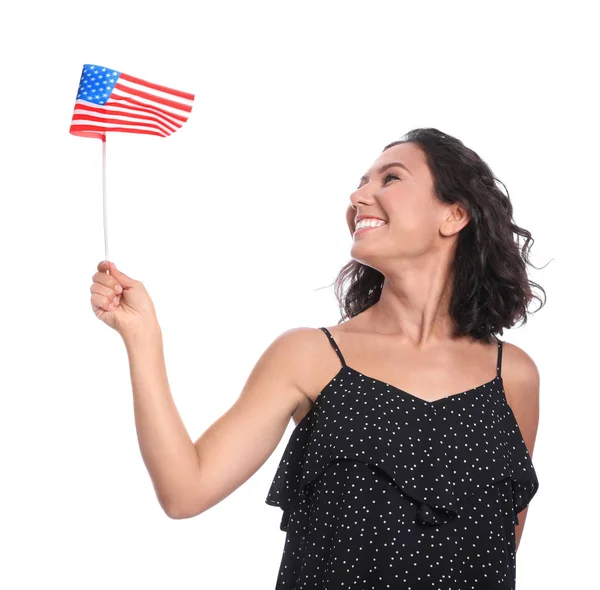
[266,368,538,531]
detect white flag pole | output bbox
[102,136,110,274]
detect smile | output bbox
[354,223,387,237]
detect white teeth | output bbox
[355,218,387,231]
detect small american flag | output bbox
[70,64,194,141]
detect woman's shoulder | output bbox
[271,326,346,423]
[500,340,540,391]
[270,326,340,373]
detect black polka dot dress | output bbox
[265,327,539,589]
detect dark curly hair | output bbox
[329,128,548,341]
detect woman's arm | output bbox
[502,342,541,552]
[124,325,311,519]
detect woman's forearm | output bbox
[123,325,201,518]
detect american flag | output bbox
[70,64,194,141]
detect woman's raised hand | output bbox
[90,260,159,337]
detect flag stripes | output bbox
[70,64,194,141]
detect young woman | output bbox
[90,128,543,589]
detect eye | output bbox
[356,173,400,190]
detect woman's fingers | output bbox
[93,261,125,294]
[90,282,121,309]
[90,290,120,312]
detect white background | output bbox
[1,1,597,588]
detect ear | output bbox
[440,203,470,237]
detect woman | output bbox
[90,128,543,589]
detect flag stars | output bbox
[76,66,119,105]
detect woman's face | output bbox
[346,142,466,269]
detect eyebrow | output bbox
[358,161,411,187]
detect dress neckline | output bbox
[346,365,502,406]
[294,365,503,430]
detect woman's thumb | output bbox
[107,261,135,287]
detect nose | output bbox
[347,186,374,233]
[349,184,375,210]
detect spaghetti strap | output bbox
[319,327,347,368]
[495,337,503,378]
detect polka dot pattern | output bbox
[266,327,539,589]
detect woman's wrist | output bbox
[121,320,163,350]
